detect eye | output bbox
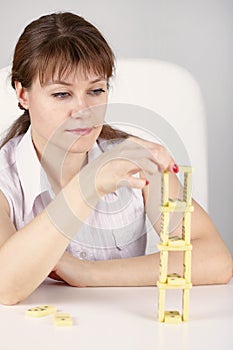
[88,88,106,96]
[52,92,70,99]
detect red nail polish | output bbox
[145,180,149,186]
[173,164,179,173]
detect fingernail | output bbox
[172,163,179,173]
[145,179,149,186]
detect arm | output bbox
[144,170,233,285]
[0,175,100,305]
[54,172,232,287]
[53,209,232,288]
[0,137,175,304]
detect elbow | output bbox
[0,295,21,306]
[193,248,233,286]
[215,252,233,285]
[223,258,233,284]
[0,288,26,306]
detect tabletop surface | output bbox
[1,278,232,350]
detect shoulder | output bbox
[97,137,125,152]
[0,189,11,216]
[0,135,23,171]
[0,135,23,192]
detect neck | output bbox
[37,142,88,194]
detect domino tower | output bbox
[157,166,194,323]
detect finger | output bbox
[117,176,149,190]
[136,158,159,176]
[125,136,176,173]
[129,141,171,173]
[48,271,65,282]
[148,146,177,173]
[171,162,179,173]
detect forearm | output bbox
[73,238,232,287]
[89,253,160,287]
[190,237,232,285]
[85,252,181,287]
[0,211,69,304]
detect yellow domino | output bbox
[161,204,194,213]
[157,281,192,289]
[167,273,185,285]
[54,313,73,326]
[164,311,182,324]
[159,250,168,283]
[160,212,170,243]
[157,165,193,323]
[182,289,190,322]
[178,166,194,174]
[183,251,192,282]
[183,173,192,205]
[168,199,186,209]
[162,171,169,205]
[182,213,192,243]
[168,236,185,246]
[158,243,192,252]
[25,305,57,317]
[158,288,166,322]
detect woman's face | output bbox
[16,67,108,158]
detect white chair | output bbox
[109,58,208,210]
[0,66,20,133]
[0,60,208,252]
[107,59,208,253]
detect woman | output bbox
[0,12,232,305]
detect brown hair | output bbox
[1,12,129,148]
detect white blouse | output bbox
[0,127,147,261]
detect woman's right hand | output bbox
[79,136,178,198]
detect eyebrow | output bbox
[45,77,107,86]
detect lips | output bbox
[66,128,93,136]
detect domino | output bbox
[168,236,185,246]
[161,203,194,213]
[158,289,166,322]
[162,171,169,205]
[157,281,192,290]
[159,250,168,283]
[182,212,191,243]
[178,166,193,173]
[183,251,192,282]
[167,273,185,285]
[54,313,73,326]
[157,166,193,323]
[164,311,182,324]
[168,199,187,210]
[25,305,57,317]
[160,212,170,243]
[182,289,190,321]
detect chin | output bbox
[68,142,93,154]
[68,129,101,154]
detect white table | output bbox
[1,278,232,350]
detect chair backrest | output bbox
[0,60,208,210]
[109,58,208,211]
[0,66,20,133]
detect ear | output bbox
[15,81,29,110]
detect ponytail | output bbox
[0,112,30,148]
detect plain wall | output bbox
[0,0,232,255]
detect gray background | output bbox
[0,0,232,255]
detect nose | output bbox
[70,95,90,119]
[71,108,90,119]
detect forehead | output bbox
[39,69,107,86]
[39,65,107,86]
